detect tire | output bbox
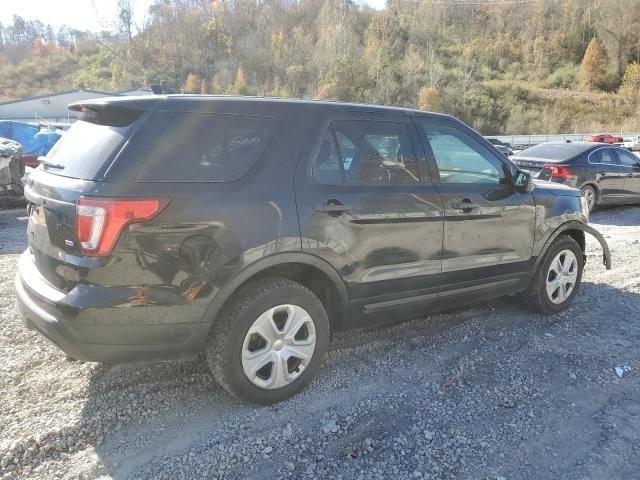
[522,235,584,314]
[581,184,597,213]
[205,276,330,405]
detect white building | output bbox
[0,88,153,123]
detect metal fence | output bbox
[486,133,640,148]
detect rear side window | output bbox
[136,112,277,182]
[314,120,420,185]
[589,148,618,165]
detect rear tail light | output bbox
[542,163,573,180]
[76,196,169,256]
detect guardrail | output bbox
[486,133,640,148]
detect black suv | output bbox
[16,96,611,404]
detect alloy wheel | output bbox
[241,304,316,389]
[546,249,578,304]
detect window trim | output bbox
[414,117,511,186]
[586,146,626,166]
[311,117,423,187]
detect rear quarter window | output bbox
[136,112,277,182]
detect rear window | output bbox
[513,143,589,161]
[42,104,144,179]
[43,120,129,179]
[136,112,277,182]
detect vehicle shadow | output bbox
[0,207,27,254]
[590,204,640,226]
[73,279,640,479]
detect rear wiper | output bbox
[37,156,65,169]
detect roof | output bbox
[0,88,139,107]
[70,94,454,118]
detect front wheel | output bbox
[522,235,584,314]
[205,277,330,405]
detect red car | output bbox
[583,133,624,144]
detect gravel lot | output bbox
[1,205,639,480]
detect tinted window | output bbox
[514,143,590,161]
[590,148,618,165]
[314,120,419,185]
[137,112,277,182]
[617,149,640,167]
[420,123,506,184]
[43,120,129,179]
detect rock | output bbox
[262,446,272,455]
[322,420,338,434]
[284,461,295,472]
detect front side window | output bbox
[418,123,506,184]
[617,149,640,167]
[137,112,277,182]
[314,120,420,185]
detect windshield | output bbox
[513,143,589,161]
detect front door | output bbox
[588,147,629,203]
[615,148,640,201]
[294,112,444,325]
[413,117,536,296]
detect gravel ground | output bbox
[1,205,639,480]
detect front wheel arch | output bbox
[533,222,611,274]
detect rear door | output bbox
[616,148,640,201]
[413,117,535,294]
[294,111,444,325]
[588,147,630,203]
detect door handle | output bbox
[451,199,479,211]
[314,200,351,215]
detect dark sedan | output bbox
[487,138,513,156]
[511,141,640,212]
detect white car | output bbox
[623,135,640,151]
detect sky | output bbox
[0,0,387,33]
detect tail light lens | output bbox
[542,163,573,179]
[76,197,169,256]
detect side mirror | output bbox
[513,170,534,193]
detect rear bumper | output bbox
[15,250,210,362]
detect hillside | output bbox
[1,0,639,134]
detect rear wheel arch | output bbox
[201,253,350,335]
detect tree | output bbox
[183,72,200,93]
[285,64,305,97]
[579,38,610,91]
[417,86,443,112]
[620,62,640,107]
[232,66,249,95]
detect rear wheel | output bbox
[522,235,584,314]
[581,185,597,212]
[205,277,330,404]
